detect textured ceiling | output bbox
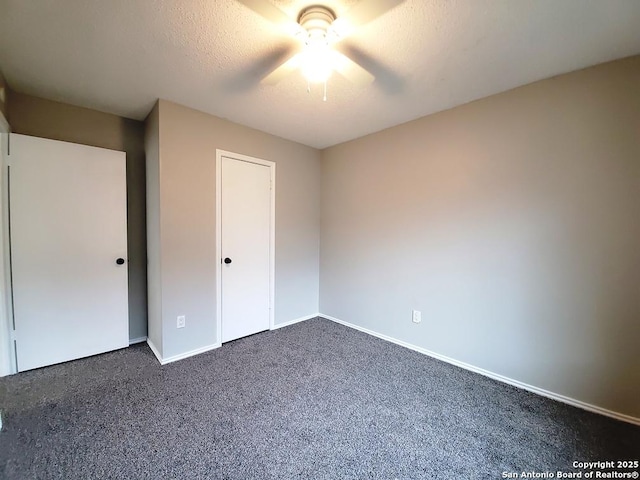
[0,0,639,148]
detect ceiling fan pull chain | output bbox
[307,80,311,94]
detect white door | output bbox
[9,134,129,372]
[221,156,272,343]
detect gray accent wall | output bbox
[144,103,162,355]
[0,98,10,376]
[146,100,320,360]
[0,70,7,119]
[7,92,148,341]
[320,55,640,418]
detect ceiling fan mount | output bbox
[297,6,337,42]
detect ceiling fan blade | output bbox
[262,53,303,85]
[332,0,404,37]
[330,51,375,87]
[335,43,405,94]
[237,0,289,24]
[237,0,303,36]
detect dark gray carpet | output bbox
[0,318,638,479]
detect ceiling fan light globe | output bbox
[301,62,332,84]
[301,45,333,84]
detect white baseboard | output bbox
[319,314,640,426]
[271,313,319,330]
[129,336,147,345]
[146,338,220,366]
[146,313,319,365]
[161,343,220,365]
[146,339,163,363]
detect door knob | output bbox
[116,258,125,265]
[224,258,232,264]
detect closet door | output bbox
[9,134,129,371]
[220,155,272,343]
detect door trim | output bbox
[215,150,275,345]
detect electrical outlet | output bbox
[412,310,421,324]
[177,315,186,328]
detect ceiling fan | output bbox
[237,0,403,99]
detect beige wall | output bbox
[8,92,148,341]
[320,55,640,418]
[149,100,320,359]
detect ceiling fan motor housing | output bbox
[298,6,336,42]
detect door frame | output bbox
[215,150,275,345]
